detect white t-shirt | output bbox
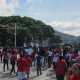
[25,48,29,53]
[48,51,52,56]
[28,48,33,55]
[53,54,59,62]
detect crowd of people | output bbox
[0,46,80,80]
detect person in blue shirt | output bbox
[36,53,42,76]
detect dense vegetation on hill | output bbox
[0,16,62,47]
[55,30,77,43]
[55,30,80,46]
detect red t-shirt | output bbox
[11,54,17,61]
[2,51,8,60]
[24,57,32,66]
[71,53,79,59]
[26,57,32,63]
[17,58,27,72]
[55,60,66,75]
[55,48,61,53]
[69,74,80,80]
[24,57,32,73]
[67,67,71,75]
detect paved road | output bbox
[0,61,57,80]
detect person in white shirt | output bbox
[47,50,53,68]
[28,48,33,56]
[65,52,71,67]
[53,53,59,69]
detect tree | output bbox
[0,26,8,46]
[0,16,62,47]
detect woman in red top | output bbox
[66,59,76,80]
[69,63,80,80]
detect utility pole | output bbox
[14,23,17,48]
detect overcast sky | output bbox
[0,0,80,36]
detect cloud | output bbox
[48,19,80,36]
[52,12,80,17]
[26,0,44,4]
[0,0,19,16]
[27,0,36,4]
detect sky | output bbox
[0,0,80,36]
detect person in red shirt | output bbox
[69,63,80,80]
[17,54,27,80]
[10,51,17,75]
[24,53,32,80]
[66,59,76,80]
[71,53,79,59]
[55,56,67,80]
[69,74,80,80]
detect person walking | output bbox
[24,53,32,80]
[17,54,27,80]
[2,48,9,72]
[10,51,17,75]
[55,56,67,80]
[69,63,80,80]
[36,53,42,76]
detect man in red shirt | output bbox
[24,53,32,79]
[55,56,67,80]
[10,51,17,75]
[17,54,27,80]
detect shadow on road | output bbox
[32,66,48,72]
[0,71,16,78]
[45,76,56,80]
[30,75,38,80]
[46,69,56,80]
[46,69,53,77]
